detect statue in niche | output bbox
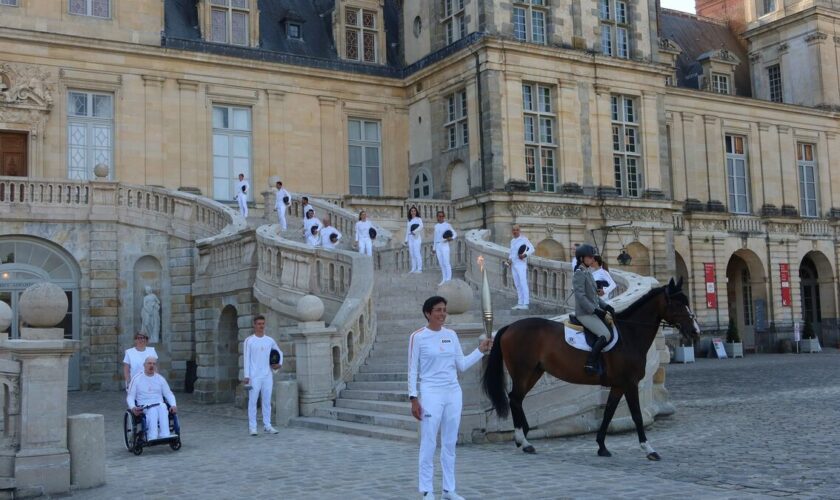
[141,285,161,344]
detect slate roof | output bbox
[658,8,752,97]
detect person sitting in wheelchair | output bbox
[126,356,177,441]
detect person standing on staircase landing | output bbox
[235,173,249,218]
[507,224,534,310]
[243,315,282,436]
[274,180,291,231]
[573,244,616,374]
[432,211,457,286]
[354,210,374,256]
[405,205,424,274]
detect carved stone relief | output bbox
[602,206,665,222]
[0,62,54,109]
[509,202,582,218]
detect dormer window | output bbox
[210,0,250,46]
[288,22,302,40]
[345,7,378,63]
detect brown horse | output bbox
[482,278,700,460]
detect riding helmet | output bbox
[575,243,596,260]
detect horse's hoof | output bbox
[522,445,536,454]
[647,452,661,461]
[597,449,612,457]
[515,442,522,448]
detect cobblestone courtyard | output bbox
[70,350,839,499]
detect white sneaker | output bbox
[264,426,279,434]
[438,281,445,286]
[249,428,257,436]
[442,491,465,500]
[511,304,521,310]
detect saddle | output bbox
[564,315,613,346]
[562,315,619,352]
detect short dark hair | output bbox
[436,210,445,217]
[302,196,309,202]
[276,181,282,186]
[594,255,608,270]
[407,205,419,220]
[422,296,447,317]
[253,315,266,324]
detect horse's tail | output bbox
[482,325,510,419]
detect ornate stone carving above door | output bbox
[0,63,54,109]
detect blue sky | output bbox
[660,0,696,13]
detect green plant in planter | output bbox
[726,322,741,343]
[802,322,816,340]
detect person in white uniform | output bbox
[301,196,314,223]
[126,356,177,441]
[405,205,424,274]
[507,225,535,310]
[123,331,157,391]
[591,255,617,298]
[432,211,457,286]
[304,209,322,246]
[274,181,291,231]
[408,296,492,500]
[354,210,374,256]
[235,173,249,218]
[320,217,342,250]
[243,315,283,435]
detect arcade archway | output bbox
[725,250,767,351]
[799,251,835,343]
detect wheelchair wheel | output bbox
[123,412,135,451]
[169,438,181,451]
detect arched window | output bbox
[412,169,432,198]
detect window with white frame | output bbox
[611,95,641,197]
[348,119,382,195]
[212,105,252,201]
[443,0,467,45]
[761,0,776,15]
[67,91,113,181]
[69,0,110,18]
[445,90,469,150]
[798,143,818,218]
[711,73,730,94]
[412,170,433,198]
[522,83,556,192]
[768,64,782,103]
[512,0,547,45]
[209,0,250,46]
[600,0,629,58]
[725,134,750,214]
[1,0,19,7]
[345,7,378,63]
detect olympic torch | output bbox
[478,255,494,340]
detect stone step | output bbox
[358,362,407,373]
[289,416,417,443]
[335,398,410,416]
[339,389,409,403]
[313,406,418,432]
[345,380,406,391]
[353,371,408,382]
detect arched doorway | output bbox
[725,250,767,351]
[799,251,835,343]
[0,236,81,389]
[216,305,239,403]
[534,239,566,260]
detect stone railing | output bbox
[672,212,684,232]
[727,215,763,234]
[402,198,456,221]
[799,219,834,237]
[375,238,468,274]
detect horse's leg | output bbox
[625,385,661,461]
[510,368,543,454]
[595,386,624,457]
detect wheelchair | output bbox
[123,402,182,455]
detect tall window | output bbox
[212,105,251,201]
[445,90,469,150]
[443,0,467,45]
[725,135,750,214]
[712,73,730,94]
[798,143,818,218]
[600,0,629,58]
[512,0,547,45]
[69,0,109,17]
[67,91,113,180]
[762,0,776,15]
[768,64,782,103]
[210,0,249,46]
[412,170,433,198]
[611,95,641,197]
[345,7,378,63]
[522,83,556,192]
[348,119,381,195]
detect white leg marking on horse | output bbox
[521,435,533,449]
[640,442,656,455]
[514,428,524,446]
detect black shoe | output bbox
[584,336,608,375]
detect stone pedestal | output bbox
[286,321,339,416]
[273,380,299,426]
[67,414,105,489]
[446,322,488,444]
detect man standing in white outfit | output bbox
[320,216,342,250]
[432,211,457,286]
[408,296,492,500]
[274,180,291,231]
[235,173,249,218]
[243,315,283,436]
[127,356,177,441]
[508,225,535,310]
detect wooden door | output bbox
[0,131,27,177]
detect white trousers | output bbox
[418,387,462,494]
[511,262,529,305]
[143,404,170,440]
[238,195,248,218]
[358,237,372,256]
[435,243,452,282]
[277,204,287,231]
[248,375,273,430]
[408,237,423,272]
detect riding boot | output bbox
[585,336,608,374]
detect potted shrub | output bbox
[799,322,822,353]
[724,322,744,358]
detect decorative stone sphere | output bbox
[0,300,11,333]
[93,163,109,179]
[297,294,324,322]
[268,176,280,189]
[436,279,473,314]
[18,282,68,328]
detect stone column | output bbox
[559,80,583,188]
[702,115,725,209]
[640,91,662,195]
[177,79,200,192]
[142,75,165,186]
[777,125,798,213]
[286,320,338,416]
[593,84,613,191]
[318,96,338,194]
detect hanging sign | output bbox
[780,263,792,307]
[704,263,717,308]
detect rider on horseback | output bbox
[573,244,616,374]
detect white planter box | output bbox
[799,338,822,353]
[724,342,743,358]
[673,346,695,363]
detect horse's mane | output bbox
[615,286,666,319]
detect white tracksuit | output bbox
[236,180,249,218]
[408,326,484,494]
[320,226,342,249]
[405,217,424,272]
[355,220,373,256]
[244,334,283,431]
[127,372,176,440]
[302,203,314,222]
[509,236,535,306]
[591,267,617,298]
[275,188,290,230]
[304,217,322,246]
[433,222,457,283]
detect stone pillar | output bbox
[142,75,165,187]
[286,320,338,416]
[273,380,299,426]
[67,414,105,489]
[559,80,583,187]
[177,79,200,192]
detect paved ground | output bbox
[70,349,840,499]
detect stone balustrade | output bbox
[673,210,838,239]
[375,238,468,274]
[727,215,764,234]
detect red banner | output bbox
[780,263,792,307]
[704,263,717,309]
